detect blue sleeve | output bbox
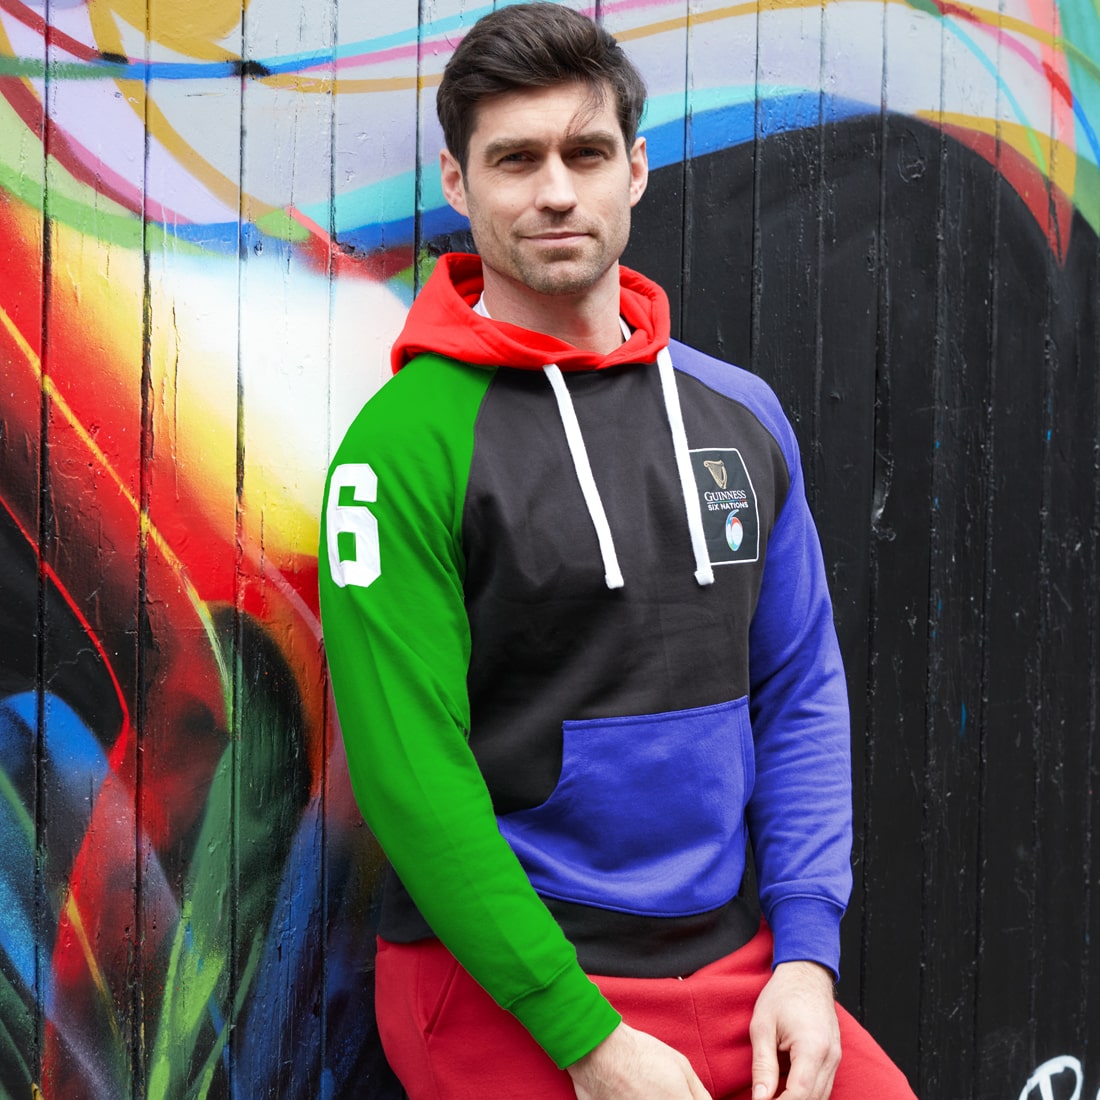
[745,407,852,978]
[667,340,852,977]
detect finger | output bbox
[750,1040,780,1100]
[687,1071,714,1100]
[776,1041,839,1100]
[778,1057,818,1099]
[817,1060,839,1100]
[813,1041,841,1100]
[681,1059,714,1100]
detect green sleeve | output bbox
[318,355,620,1068]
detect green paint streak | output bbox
[903,0,942,18]
[0,969,34,1096]
[147,748,233,1100]
[147,827,230,1094]
[398,254,426,290]
[147,614,309,1098]
[0,134,206,257]
[0,159,206,255]
[0,84,203,256]
[1057,0,1100,190]
[0,767,34,846]
[1071,149,1100,234]
[254,208,311,243]
[0,56,130,81]
[189,933,263,1100]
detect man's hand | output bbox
[567,1022,713,1100]
[749,960,841,1100]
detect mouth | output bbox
[524,231,590,246]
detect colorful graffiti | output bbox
[1,0,1098,1096]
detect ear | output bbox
[440,148,469,216]
[628,136,649,208]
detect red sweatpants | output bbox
[375,925,917,1100]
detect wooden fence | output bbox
[0,2,1096,1096]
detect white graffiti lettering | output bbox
[1018,1056,1099,1100]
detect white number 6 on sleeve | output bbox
[326,463,381,589]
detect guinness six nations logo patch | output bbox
[691,448,760,565]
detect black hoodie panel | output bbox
[462,359,791,814]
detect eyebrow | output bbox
[480,129,622,161]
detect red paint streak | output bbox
[941,120,1071,262]
[0,0,109,63]
[926,1,1076,124]
[1042,60,1074,117]
[0,75,146,221]
[287,204,415,280]
[925,0,979,24]
[0,493,133,740]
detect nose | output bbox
[534,155,577,211]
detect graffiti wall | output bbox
[1,1,1096,1097]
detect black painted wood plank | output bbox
[916,103,993,1100]
[1081,212,1100,1100]
[973,157,1051,1099]
[662,141,755,369]
[858,112,942,1089]
[812,113,887,1039]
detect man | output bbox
[319,5,915,1098]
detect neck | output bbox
[479,264,624,355]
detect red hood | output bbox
[390,253,671,374]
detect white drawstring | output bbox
[543,364,625,590]
[656,348,715,586]
[475,293,711,590]
[543,351,714,591]
[543,363,624,589]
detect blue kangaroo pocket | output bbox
[496,697,754,917]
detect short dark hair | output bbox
[437,2,647,173]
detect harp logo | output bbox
[703,459,728,489]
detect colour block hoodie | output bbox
[318,252,853,1068]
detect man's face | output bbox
[440,80,648,301]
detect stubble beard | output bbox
[502,213,632,298]
[510,245,610,297]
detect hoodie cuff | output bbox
[767,896,845,981]
[505,961,622,1070]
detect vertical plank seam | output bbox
[858,0,893,1031]
[811,0,826,508]
[1029,2,1061,1067]
[230,2,250,1084]
[413,0,427,297]
[134,0,155,1086]
[34,35,53,1089]
[679,0,691,344]
[971,6,1005,1091]
[320,0,340,1084]
[918,13,951,1089]
[748,0,762,372]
